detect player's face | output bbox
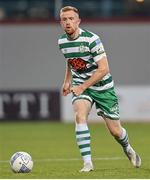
[60,10,81,36]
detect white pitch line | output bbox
[0,157,125,163]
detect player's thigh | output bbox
[105,117,122,137]
[73,99,92,123]
[89,88,120,120]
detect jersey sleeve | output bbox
[58,39,61,50]
[89,36,107,62]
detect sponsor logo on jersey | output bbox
[68,58,87,73]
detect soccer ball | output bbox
[10,151,33,173]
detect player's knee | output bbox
[75,112,86,123]
[110,128,122,138]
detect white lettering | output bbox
[39,93,50,118]
[13,94,35,118]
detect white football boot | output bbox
[80,162,94,172]
[124,145,141,168]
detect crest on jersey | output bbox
[79,43,86,53]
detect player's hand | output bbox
[70,85,86,96]
[61,83,71,96]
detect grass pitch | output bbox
[0,121,150,178]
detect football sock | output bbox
[75,123,92,164]
[115,128,130,150]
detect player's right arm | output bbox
[61,62,72,96]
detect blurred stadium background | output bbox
[0,0,149,122]
[0,0,150,178]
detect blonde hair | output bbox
[60,6,79,16]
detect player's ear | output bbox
[78,18,81,25]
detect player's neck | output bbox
[67,28,80,40]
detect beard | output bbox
[65,27,75,35]
[64,25,79,39]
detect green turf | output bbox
[0,121,150,178]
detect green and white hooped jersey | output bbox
[58,28,114,91]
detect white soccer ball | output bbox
[10,151,33,173]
